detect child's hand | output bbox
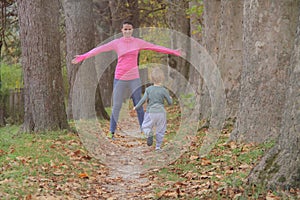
[129,108,136,117]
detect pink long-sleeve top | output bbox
[76,37,181,80]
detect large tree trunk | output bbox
[231,0,298,143]
[63,0,95,120]
[202,0,243,122]
[17,0,68,132]
[63,0,109,120]
[200,0,221,120]
[218,0,243,120]
[248,9,300,188]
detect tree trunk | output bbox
[63,0,108,120]
[94,0,114,108]
[63,0,94,119]
[248,8,300,188]
[0,103,5,126]
[166,0,190,79]
[200,0,221,120]
[94,0,112,43]
[188,0,202,105]
[231,0,299,143]
[17,0,68,132]
[93,0,113,118]
[218,0,243,120]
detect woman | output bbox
[72,21,181,140]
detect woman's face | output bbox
[121,24,133,38]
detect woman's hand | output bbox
[177,48,186,58]
[71,55,86,64]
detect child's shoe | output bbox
[147,136,153,146]
[155,147,162,153]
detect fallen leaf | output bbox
[0,149,6,156]
[164,190,178,198]
[78,172,89,179]
[225,141,238,149]
[190,155,199,161]
[266,191,281,200]
[53,170,64,176]
[238,163,251,169]
[201,158,212,166]
[73,149,82,156]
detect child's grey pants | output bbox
[142,112,166,148]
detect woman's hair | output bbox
[122,20,134,28]
[151,67,165,84]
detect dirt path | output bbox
[97,107,159,199]
[75,103,186,199]
[76,106,160,200]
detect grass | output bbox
[0,122,299,199]
[0,125,105,199]
[151,126,298,199]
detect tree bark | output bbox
[0,103,5,126]
[248,7,300,188]
[17,0,68,132]
[93,0,114,108]
[188,0,202,100]
[94,0,112,43]
[218,0,243,120]
[166,0,190,79]
[63,0,95,119]
[200,0,221,120]
[231,0,299,143]
[63,0,108,120]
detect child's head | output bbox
[151,67,165,85]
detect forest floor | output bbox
[0,103,299,199]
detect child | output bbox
[133,67,173,152]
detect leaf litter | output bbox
[0,105,299,199]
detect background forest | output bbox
[0,0,299,199]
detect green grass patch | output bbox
[0,125,103,199]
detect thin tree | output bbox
[166,0,190,79]
[17,0,68,132]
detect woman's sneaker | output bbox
[108,132,115,140]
